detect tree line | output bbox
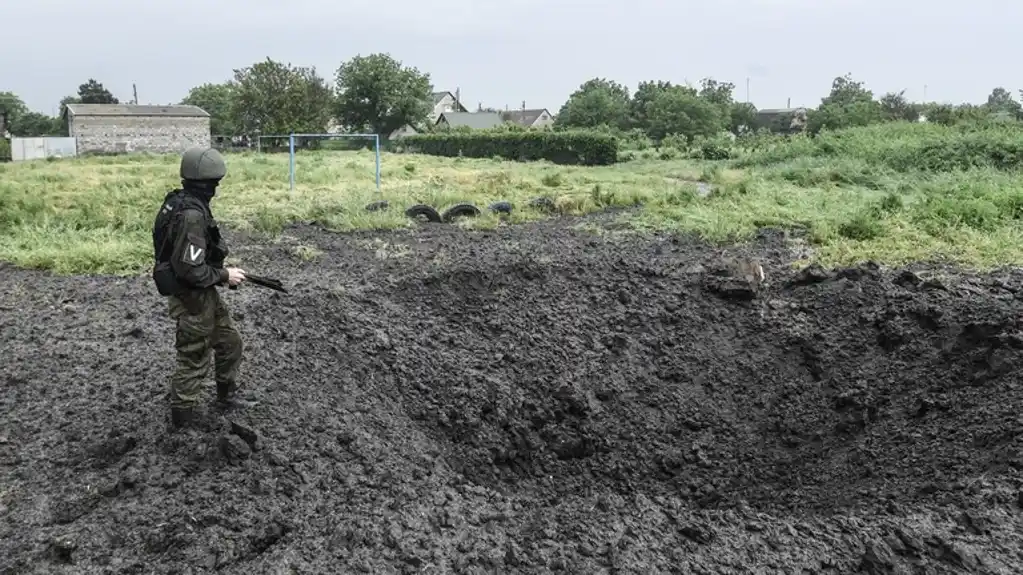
[3,53,1022,144]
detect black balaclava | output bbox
[182,179,220,203]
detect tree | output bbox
[0,92,61,136]
[728,102,757,135]
[333,53,433,136]
[985,87,1021,119]
[645,86,722,142]
[77,79,118,104]
[878,90,920,122]
[698,78,735,109]
[629,81,676,131]
[181,82,239,135]
[230,58,334,136]
[554,78,631,131]
[13,112,61,136]
[820,74,874,108]
[807,74,883,133]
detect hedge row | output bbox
[399,130,619,166]
[0,139,9,161]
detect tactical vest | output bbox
[151,189,227,295]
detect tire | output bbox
[488,201,513,215]
[365,200,389,212]
[442,203,481,223]
[405,204,442,223]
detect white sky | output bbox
[3,0,1017,115]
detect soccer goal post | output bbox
[287,133,381,193]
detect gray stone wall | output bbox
[69,115,211,154]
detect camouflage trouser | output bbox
[167,287,243,409]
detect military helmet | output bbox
[179,147,227,181]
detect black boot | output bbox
[216,382,260,410]
[170,406,197,429]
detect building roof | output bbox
[64,104,210,118]
[500,109,550,126]
[436,112,504,130]
[756,107,806,116]
[432,91,468,113]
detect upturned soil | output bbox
[2,214,1023,574]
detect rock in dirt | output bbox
[219,434,251,462]
[702,256,765,300]
[49,537,76,564]
[790,262,831,286]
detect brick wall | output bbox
[69,115,211,154]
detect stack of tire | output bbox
[363,195,556,223]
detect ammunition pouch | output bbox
[152,261,186,296]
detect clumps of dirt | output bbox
[2,218,1022,574]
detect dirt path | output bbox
[2,216,1022,574]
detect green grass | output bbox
[2,121,1023,275]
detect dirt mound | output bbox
[2,219,1022,574]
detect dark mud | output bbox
[2,215,1023,574]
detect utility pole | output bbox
[746,77,750,103]
[132,84,138,104]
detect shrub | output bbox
[0,139,9,161]
[399,129,619,166]
[734,121,1023,173]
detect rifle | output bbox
[229,273,288,294]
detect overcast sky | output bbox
[3,0,1017,116]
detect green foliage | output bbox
[231,58,334,136]
[0,92,61,137]
[555,78,631,131]
[689,133,735,160]
[180,82,238,135]
[334,53,433,137]
[399,129,619,165]
[736,121,1023,173]
[729,102,757,135]
[0,92,28,120]
[629,81,676,130]
[646,87,723,142]
[0,139,9,160]
[77,79,118,104]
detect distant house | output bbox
[431,91,468,119]
[435,112,504,130]
[64,103,211,154]
[388,90,470,139]
[500,108,555,129]
[754,107,808,134]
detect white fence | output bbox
[11,137,77,161]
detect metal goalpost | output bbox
[286,133,381,193]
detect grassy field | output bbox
[2,121,1023,275]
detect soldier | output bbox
[151,146,257,429]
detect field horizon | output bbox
[2,120,1023,276]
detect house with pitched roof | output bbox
[388,90,471,139]
[430,91,469,120]
[499,108,555,129]
[435,111,504,130]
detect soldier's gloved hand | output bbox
[227,267,247,286]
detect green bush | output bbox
[399,129,619,166]
[734,121,1023,173]
[0,139,9,161]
